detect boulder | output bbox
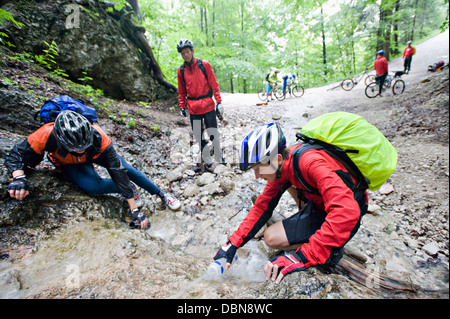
[0,0,173,101]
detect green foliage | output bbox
[34,41,69,78]
[78,71,93,83]
[0,77,18,87]
[137,0,447,93]
[0,8,25,48]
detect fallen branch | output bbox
[333,254,449,299]
[228,207,244,221]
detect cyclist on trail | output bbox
[265,69,280,102]
[177,39,225,171]
[373,50,389,97]
[402,41,416,74]
[5,110,181,230]
[213,122,368,284]
[282,73,296,96]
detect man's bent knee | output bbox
[264,222,288,249]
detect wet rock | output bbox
[0,168,129,252]
[184,183,200,197]
[422,241,441,256]
[219,177,235,194]
[367,203,381,215]
[200,182,223,195]
[197,172,215,186]
[272,113,282,120]
[379,183,394,195]
[0,88,41,135]
[167,166,184,182]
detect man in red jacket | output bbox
[213,123,368,284]
[177,39,225,169]
[374,50,389,96]
[402,41,416,74]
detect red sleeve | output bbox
[203,60,221,103]
[229,179,292,248]
[402,47,407,59]
[177,67,187,110]
[297,153,363,267]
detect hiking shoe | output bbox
[131,183,143,207]
[163,193,181,211]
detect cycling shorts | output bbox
[282,200,326,245]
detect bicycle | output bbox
[275,81,305,101]
[365,71,405,98]
[257,81,283,101]
[341,67,376,91]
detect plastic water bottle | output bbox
[206,255,238,278]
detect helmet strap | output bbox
[275,165,282,179]
[268,159,283,180]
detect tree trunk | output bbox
[392,0,400,55]
[124,0,176,92]
[320,6,327,76]
[205,2,209,46]
[200,7,204,32]
[212,0,216,46]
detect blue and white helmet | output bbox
[239,122,286,171]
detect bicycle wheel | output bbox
[274,86,285,101]
[341,79,354,91]
[365,75,376,86]
[392,79,405,95]
[365,83,379,98]
[291,85,304,97]
[257,88,267,101]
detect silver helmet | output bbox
[177,39,194,52]
[54,110,94,153]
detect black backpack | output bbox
[180,58,212,100]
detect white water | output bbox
[168,241,267,299]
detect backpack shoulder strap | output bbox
[180,64,186,90]
[292,143,323,196]
[197,59,209,82]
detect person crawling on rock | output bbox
[5,110,180,229]
[213,122,368,284]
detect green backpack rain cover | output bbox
[299,112,397,191]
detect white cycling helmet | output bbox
[177,39,194,52]
[239,122,286,171]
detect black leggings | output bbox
[375,73,387,94]
[404,56,412,72]
[190,110,223,164]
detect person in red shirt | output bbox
[374,50,389,96]
[402,41,416,74]
[213,122,368,284]
[177,39,225,169]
